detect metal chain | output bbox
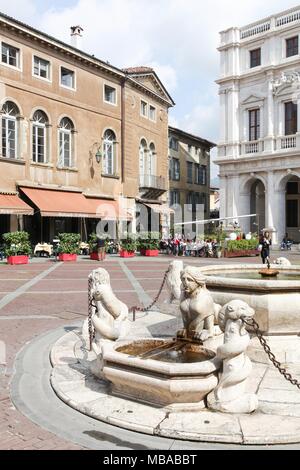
[242,316,300,389]
[88,276,95,351]
[130,267,170,321]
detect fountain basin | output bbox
[198,264,300,335]
[102,339,220,410]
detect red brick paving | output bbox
[1,252,299,449]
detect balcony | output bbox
[242,140,264,155]
[279,135,297,150]
[139,174,166,200]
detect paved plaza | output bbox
[1,251,300,450]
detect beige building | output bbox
[168,126,215,229]
[210,187,220,218]
[0,13,174,244]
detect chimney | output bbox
[70,25,83,50]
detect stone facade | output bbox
[0,13,174,242]
[168,126,215,228]
[217,6,300,243]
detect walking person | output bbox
[259,231,272,265]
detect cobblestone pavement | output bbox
[1,251,299,450]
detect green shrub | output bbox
[226,238,258,252]
[137,232,160,251]
[58,233,81,254]
[120,237,137,253]
[2,231,31,256]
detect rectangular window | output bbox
[286,36,299,58]
[169,137,178,151]
[34,56,50,80]
[61,67,75,89]
[171,158,180,181]
[2,118,16,158]
[170,190,180,205]
[141,100,148,117]
[59,131,71,167]
[195,164,206,185]
[1,42,20,68]
[149,105,156,121]
[285,101,298,135]
[286,200,298,227]
[249,109,260,141]
[104,84,116,104]
[250,48,261,68]
[187,162,193,183]
[33,125,46,163]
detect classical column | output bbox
[219,175,227,220]
[265,171,278,244]
[264,72,275,152]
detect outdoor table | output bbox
[34,243,53,257]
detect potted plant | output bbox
[3,231,31,265]
[119,236,137,258]
[138,232,160,256]
[88,233,107,261]
[57,233,80,261]
[224,238,259,258]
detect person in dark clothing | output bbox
[96,237,106,260]
[259,231,272,264]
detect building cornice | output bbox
[0,11,173,108]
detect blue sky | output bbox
[0,0,299,179]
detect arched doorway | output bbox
[250,180,265,234]
[285,176,300,243]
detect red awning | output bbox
[20,187,94,218]
[19,187,133,220]
[0,193,33,215]
[84,198,133,220]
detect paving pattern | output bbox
[0,251,299,450]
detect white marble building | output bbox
[217,6,300,243]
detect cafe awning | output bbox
[0,193,33,215]
[84,198,133,220]
[20,187,133,220]
[139,202,174,215]
[20,187,94,218]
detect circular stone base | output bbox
[50,329,300,445]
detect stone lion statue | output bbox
[88,268,130,377]
[178,266,221,342]
[166,260,183,303]
[207,299,258,414]
[273,257,291,266]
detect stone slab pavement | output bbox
[1,251,300,449]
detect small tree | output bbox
[2,231,31,257]
[57,233,80,254]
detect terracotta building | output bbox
[168,126,215,228]
[0,13,174,244]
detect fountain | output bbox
[49,266,300,444]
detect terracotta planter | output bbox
[90,252,106,261]
[143,249,159,257]
[224,249,259,258]
[58,253,77,262]
[7,255,29,265]
[119,250,135,258]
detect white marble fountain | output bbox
[50,262,300,444]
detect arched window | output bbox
[58,117,74,167]
[102,129,116,175]
[1,101,19,158]
[139,139,147,185]
[32,110,48,163]
[148,143,156,176]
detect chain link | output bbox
[130,267,170,321]
[88,276,95,351]
[242,316,300,389]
